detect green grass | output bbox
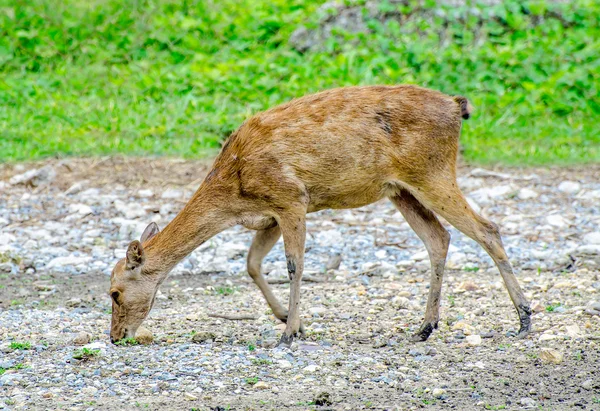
[1,0,599,164]
[10,341,31,350]
[114,337,139,346]
[72,347,101,360]
[545,303,561,312]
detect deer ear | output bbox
[126,240,145,270]
[140,222,160,243]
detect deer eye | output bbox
[111,290,121,305]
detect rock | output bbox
[82,386,98,396]
[137,189,154,198]
[277,360,292,369]
[466,335,482,346]
[316,230,343,246]
[303,364,319,373]
[10,165,56,187]
[161,188,183,199]
[565,324,580,339]
[583,232,600,245]
[452,321,475,335]
[135,327,153,345]
[539,333,558,342]
[68,203,94,216]
[254,381,271,390]
[432,388,446,399]
[539,348,563,364]
[576,245,600,256]
[314,392,333,407]
[73,331,91,346]
[191,332,216,343]
[309,306,328,316]
[520,397,536,408]
[457,280,479,291]
[546,215,568,228]
[518,188,539,199]
[184,392,198,401]
[326,253,342,270]
[558,181,581,194]
[589,302,600,311]
[47,255,92,269]
[581,379,594,390]
[114,200,147,219]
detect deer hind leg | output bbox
[247,226,305,336]
[390,190,450,342]
[409,180,532,338]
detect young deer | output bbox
[109,85,532,346]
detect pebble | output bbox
[135,327,154,345]
[558,181,581,194]
[254,381,271,390]
[466,335,482,346]
[539,348,563,364]
[432,388,446,398]
[73,331,92,345]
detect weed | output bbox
[247,343,256,351]
[10,341,31,350]
[245,376,259,385]
[545,303,562,312]
[73,347,101,360]
[114,338,139,346]
[252,358,272,365]
[447,295,456,307]
[215,286,236,296]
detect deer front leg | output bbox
[247,226,305,335]
[276,212,306,348]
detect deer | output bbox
[108,85,532,347]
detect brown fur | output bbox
[109,85,531,345]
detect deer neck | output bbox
[142,186,235,281]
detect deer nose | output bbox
[110,336,116,344]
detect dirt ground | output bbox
[1,158,599,411]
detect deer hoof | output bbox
[277,333,294,348]
[410,322,436,342]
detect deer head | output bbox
[109,222,160,343]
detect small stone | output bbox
[82,386,98,396]
[546,215,568,228]
[452,321,474,336]
[326,253,342,270]
[565,324,580,339]
[314,392,333,406]
[137,189,154,198]
[42,392,53,398]
[520,397,536,408]
[303,364,318,373]
[539,348,563,364]
[73,331,91,346]
[458,280,479,291]
[583,232,600,245]
[309,306,328,316]
[135,327,153,345]
[539,333,558,342]
[577,245,600,256]
[518,188,538,199]
[192,331,216,343]
[254,381,271,390]
[184,392,198,401]
[161,188,183,199]
[432,388,446,399]
[466,335,482,346]
[581,379,594,390]
[558,181,581,194]
[277,360,292,369]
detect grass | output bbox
[545,303,562,312]
[0,0,599,165]
[114,337,139,346]
[72,347,101,360]
[214,286,236,296]
[244,376,259,385]
[10,341,31,350]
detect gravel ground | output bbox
[1,158,599,410]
